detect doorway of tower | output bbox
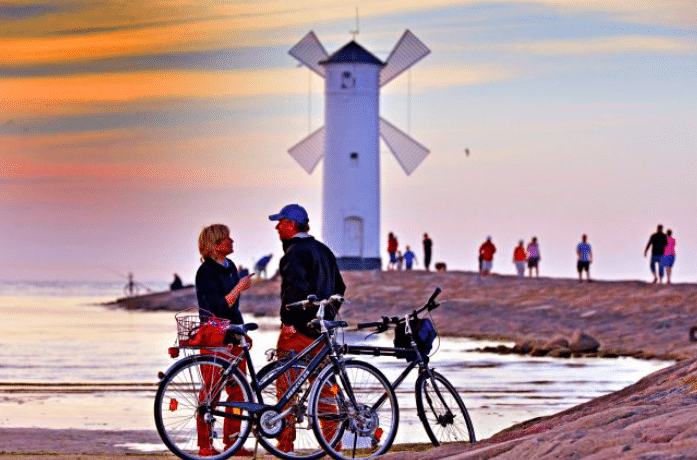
[343,216,363,257]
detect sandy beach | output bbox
[5,270,697,459]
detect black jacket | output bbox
[279,235,346,337]
[195,257,243,324]
[646,232,668,257]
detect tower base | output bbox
[337,257,382,271]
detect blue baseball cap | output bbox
[268,204,309,225]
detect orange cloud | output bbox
[2,67,307,118]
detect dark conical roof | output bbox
[319,41,384,66]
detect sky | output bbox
[1,0,696,285]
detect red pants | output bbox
[197,346,247,450]
[275,325,339,451]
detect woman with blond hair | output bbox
[195,224,254,456]
[196,224,253,323]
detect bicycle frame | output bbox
[344,337,427,411]
[346,288,457,419]
[202,331,332,422]
[201,301,361,427]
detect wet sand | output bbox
[6,271,697,459]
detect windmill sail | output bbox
[379,118,430,175]
[380,30,431,87]
[288,126,326,174]
[289,31,329,77]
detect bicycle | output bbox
[154,295,400,460]
[345,287,476,446]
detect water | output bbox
[0,281,671,451]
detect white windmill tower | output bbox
[288,30,430,270]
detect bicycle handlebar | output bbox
[355,287,442,332]
[356,321,386,329]
[286,294,344,310]
[426,287,442,308]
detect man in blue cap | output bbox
[268,203,345,452]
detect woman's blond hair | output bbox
[198,224,230,261]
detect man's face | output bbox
[275,219,297,240]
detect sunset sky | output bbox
[1,0,695,284]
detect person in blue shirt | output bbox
[403,246,417,270]
[576,234,593,282]
[254,254,273,279]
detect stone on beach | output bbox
[568,329,601,353]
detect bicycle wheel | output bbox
[154,354,253,460]
[309,360,399,460]
[254,359,326,460]
[415,370,476,446]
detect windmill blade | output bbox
[380,30,430,87]
[289,31,329,78]
[379,118,429,175]
[288,126,325,174]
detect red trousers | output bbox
[275,325,339,451]
[197,346,247,450]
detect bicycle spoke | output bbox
[311,361,398,460]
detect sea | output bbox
[0,280,672,451]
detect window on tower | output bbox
[341,71,355,89]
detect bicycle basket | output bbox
[176,312,230,347]
[393,318,437,360]
[176,314,201,345]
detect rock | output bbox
[530,347,549,357]
[513,341,534,354]
[548,347,572,358]
[568,330,600,353]
[544,336,570,349]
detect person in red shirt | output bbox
[387,232,398,270]
[512,240,527,277]
[479,236,496,275]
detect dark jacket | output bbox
[195,257,243,324]
[646,232,668,257]
[279,235,346,337]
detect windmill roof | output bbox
[319,41,384,66]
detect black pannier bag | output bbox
[393,318,437,360]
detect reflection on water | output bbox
[0,292,672,448]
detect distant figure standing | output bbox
[396,250,404,271]
[663,229,676,284]
[170,273,183,291]
[422,233,433,271]
[254,254,273,279]
[576,234,593,281]
[644,224,668,284]
[403,246,417,270]
[479,236,496,275]
[125,272,136,297]
[526,237,540,277]
[387,232,399,270]
[513,241,527,277]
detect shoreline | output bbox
[107,270,697,360]
[8,271,697,459]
